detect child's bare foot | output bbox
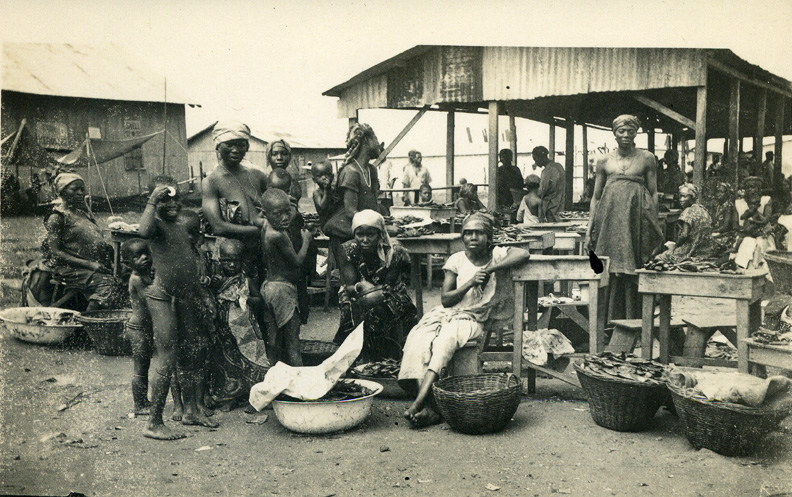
[244,403,257,414]
[171,406,184,422]
[133,405,151,417]
[143,424,186,440]
[182,412,220,428]
[199,404,215,417]
[409,408,441,429]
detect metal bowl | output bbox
[272,379,383,434]
[356,285,386,309]
[0,307,82,344]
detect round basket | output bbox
[0,307,82,345]
[668,385,783,456]
[764,251,792,295]
[432,373,521,435]
[300,340,339,366]
[77,309,132,356]
[574,362,669,432]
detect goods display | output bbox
[351,359,400,378]
[643,258,742,274]
[276,379,375,402]
[25,309,79,326]
[492,226,538,244]
[577,352,665,386]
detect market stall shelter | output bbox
[323,46,792,209]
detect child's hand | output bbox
[301,229,313,244]
[148,185,171,204]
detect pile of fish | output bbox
[643,258,743,275]
[493,226,538,244]
[396,226,435,238]
[578,352,666,385]
[565,224,588,234]
[26,309,79,326]
[559,211,589,221]
[751,328,792,346]
[351,359,400,378]
[276,379,374,402]
[392,215,425,226]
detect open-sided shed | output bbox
[323,45,792,208]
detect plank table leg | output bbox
[658,295,672,363]
[426,255,433,290]
[737,299,759,373]
[641,294,655,359]
[513,282,526,382]
[412,256,423,317]
[589,281,604,354]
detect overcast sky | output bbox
[2,0,791,148]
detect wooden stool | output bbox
[681,319,737,358]
[606,318,685,355]
[448,340,483,376]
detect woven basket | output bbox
[432,373,521,435]
[668,385,784,456]
[765,251,792,295]
[300,340,339,366]
[77,309,132,356]
[574,361,669,432]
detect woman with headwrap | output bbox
[332,210,416,361]
[733,176,775,269]
[35,173,123,310]
[710,181,740,253]
[265,139,302,200]
[398,213,531,428]
[656,183,716,262]
[586,115,664,319]
[454,182,485,214]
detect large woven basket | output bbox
[574,361,669,432]
[765,251,792,295]
[668,384,784,456]
[77,309,132,356]
[432,373,521,435]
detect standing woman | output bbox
[266,139,302,200]
[585,115,664,319]
[332,210,417,360]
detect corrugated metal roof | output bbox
[188,121,344,150]
[2,42,197,105]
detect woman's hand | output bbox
[91,261,111,274]
[470,269,490,288]
[148,185,171,205]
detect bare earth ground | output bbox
[1,214,791,497]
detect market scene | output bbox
[1,2,792,496]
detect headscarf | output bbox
[612,114,641,132]
[265,139,292,168]
[54,173,84,195]
[678,182,699,200]
[345,123,376,165]
[461,212,495,248]
[351,209,393,266]
[212,120,251,146]
[743,176,762,189]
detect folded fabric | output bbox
[522,328,575,369]
[666,368,792,410]
[248,324,363,410]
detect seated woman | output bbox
[31,173,123,310]
[398,213,531,428]
[734,176,775,270]
[656,183,715,262]
[333,210,418,362]
[710,181,740,254]
[516,175,542,226]
[455,183,485,214]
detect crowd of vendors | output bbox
[10,112,792,440]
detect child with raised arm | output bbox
[311,160,342,229]
[121,238,184,419]
[138,177,218,440]
[259,188,313,366]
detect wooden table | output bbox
[741,338,792,375]
[397,233,465,316]
[553,232,584,255]
[532,222,587,233]
[495,231,555,252]
[637,269,767,371]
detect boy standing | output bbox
[138,178,218,440]
[259,189,312,366]
[311,160,342,230]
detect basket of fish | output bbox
[348,359,409,398]
[574,352,670,432]
[0,307,82,345]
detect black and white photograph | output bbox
[1,1,791,495]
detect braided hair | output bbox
[344,123,376,165]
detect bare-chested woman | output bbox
[202,120,267,284]
[585,115,664,319]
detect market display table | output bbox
[741,338,792,376]
[637,269,767,371]
[553,232,584,255]
[495,231,555,252]
[532,221,587,233]
[397,233,464,316]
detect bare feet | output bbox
[404,407,441,429]
[199,403,215,417]
[143,424,186,440]
[133,405,151,417]
[171,405,184,422]
[182,412,220,428]
[243,403,257,414]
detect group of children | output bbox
[121,168,315,440]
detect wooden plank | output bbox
[509,114,517,165]
[694,86,707,186]
[658,295,672,363]
[511,255,607,282]
[582,125,589,185]
[548,123,555,161]
[446,110,455,196]
[737,300,750,373]
[669,356,737,369]
[776,96,786,182]
[729,80,740,182]
[708,58,792,98]
[641,294,655,359]
[565,118,575,210]
[512,281,526,378]
[488,101,499,210]
[647,126,655,154]
[634,95,696,130]
[754,88,767,160]
[636,270,764,300]
[748,347,792,370]
[375,106,428,166]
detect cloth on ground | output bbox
[522,328,575,371]
[248,324,364,410]
[666,368,792,411]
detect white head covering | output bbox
[54,172,84,195]
[212,120,251,146]
[351,209,393,266]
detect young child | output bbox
[398,213,531,428]
[121,238,186,419]
[259,188,313,366]
[210,238,269,412]
[138,177,218,440]
[455,183,485,214]
[416,184,433,206]
[311,160,342,230]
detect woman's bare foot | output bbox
[199,403,215,417]
[133,405,151,417]
[143,424,185,440]
[171,405,184,422]
[409,408,441,429]
[182,412,220,428]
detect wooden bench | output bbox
[675,318,738,368]
[606,318,686,355]
[741,338,792,377]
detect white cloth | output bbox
[248,324,364,410]
[735,196,771,227]
[667,369,792,410]
[522,328,575,368]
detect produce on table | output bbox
[751,329,792,346]
[578,352,666,385]
[643,258,743,274]
[558,211,589,220]
[25,309,79,326]
[396,226,435,238]
[351,359,400,378]
[392,215,425,226]
[492,226,539,244]
[275,379,374,402]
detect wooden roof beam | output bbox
[634,95,696,131]
[708,58,792,99]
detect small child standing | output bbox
[311,160,342,230]
[138,177,218,440]
[259,188,313,366]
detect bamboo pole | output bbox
[488,101,499,210]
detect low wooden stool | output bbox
[606,318,685,355]
[681,319,737,358]
[448,340,483,376]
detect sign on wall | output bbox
[35,121,69,150]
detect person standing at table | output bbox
[401,150,431,205]
[497,148,523,208]
[585,115,664,319]
[533,146,566,222]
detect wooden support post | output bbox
[348,116,358,130]
[775,96,786,182]
[582,124,589,184]
[694,86,707,186]
[375,106,428,166]
[488,101,500,210]
[446,110,455,196]
[565,119,575,209]
[548,123,556,161]
[729,80,741,184]
[647,126,655,154]
[509,114,517,167]
[755,88,767,160]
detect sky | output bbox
[1,0,791,153]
